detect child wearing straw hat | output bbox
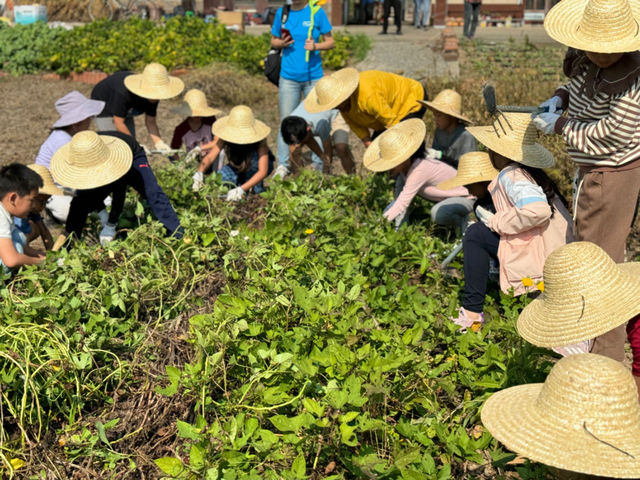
[363,119,476,232]
[192,106,274,201]
[304,68,427,148]
[0,164,46,272]
[91,63,184,154]
[532,0,640,363]
[444,112,573,329]
[482,354,640,479]
[517,241,640,398]
[170,89,222,167]
[35,91,106,224]
[419,89,477,168]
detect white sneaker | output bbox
[272,165,289,179]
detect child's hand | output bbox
[475,205,494,229]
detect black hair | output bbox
[0,163,43,200]
[409,141,427,163]
[225,141,261,172]
[520,165,569,218]
[281,116,309,145]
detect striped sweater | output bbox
[554,72,640,167]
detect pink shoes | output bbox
[451,307,485,331]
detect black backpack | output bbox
[263,4,291,87]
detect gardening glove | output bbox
[426,148,443,160]
[539,95,563,114]
[154,140,172,154]
[185,145,202,163]
[225,186,246,202]
[475,205,494,229]
[192,171,205,192]
[532,112,561,135]
[141,144,152,156]
[99,223,116,246]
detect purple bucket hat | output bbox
[52,91,105,129]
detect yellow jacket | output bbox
[342,70,425,140]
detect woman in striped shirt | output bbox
[532,0,640,363]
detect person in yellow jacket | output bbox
[304,68,427,147]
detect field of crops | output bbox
[1,26,635,478]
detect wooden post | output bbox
[433,0,446,26]
[330,0,343,25]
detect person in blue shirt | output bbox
[270,0,335,179]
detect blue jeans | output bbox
[1,228,26,273]
[414,0,430,26]
[220,151,275,194]
[277,77,320,170]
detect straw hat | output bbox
[544,0,640,53]
[124,63,185,100]
[171,89,222,118]
[467,112,554,168]
[517,242,640,348]
[304,68,360,113]
[363,119,426,172]
[50,131,133,190]
[211,105,271,144]
[437,152,499,190]
[419,89,471,124]
[27,164,64,196]
[481,353,640,478]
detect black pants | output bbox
[462,222,499,313]
[382,0,402,32]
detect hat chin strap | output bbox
[583,422,635,458]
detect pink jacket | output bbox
[488,164,573,295]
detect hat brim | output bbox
[52,99,105,129]
[211,117,271,145]
[304,68,360,114]
[437,172,497,190]
[517,262,640,347]
[27,165,66,196]
[419,100,472,124]
[363,119,426,172]
[171,102,222,118]
[544,0,640,53]
[124,74,185,100]
[50,135,133,190]
[467,125,555,168]
[481,385,640,478]
[39,184,65,196]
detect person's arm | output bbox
[303,135,331,172]
[305,31,335,52]
[0,238,44,268]
[145,114,162,145]
[270,8,293,49]
[383,164,425,222]
[32,220,54,251]
[113,116,133,136]
[198,137,223,173]
[239,144,270,192]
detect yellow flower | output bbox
[471,322,482,333]
[9,458,24,470]
[536,281,544,292]
[521,277,534,287]
[52,364,61,372]
[305,229,314,235]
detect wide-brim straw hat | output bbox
[171,89,222,118]
[124,63,185,100]
[437,151,499,190]
[481,353,640,478]
[50,131,133,190]
[467,112,554,168]
[544,0,640,53]
[419,89,472,124]
[304,68,360,113]
[52,91,105,129]
[363,119,426,172]
[211,105,271,144]
[517,242,640,348]
[27,164,64,196]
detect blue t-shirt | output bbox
[288,101,337,141]
[271,5,332,83]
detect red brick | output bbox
[43,73,61,81]
[171,68,189,77]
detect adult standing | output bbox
[270,0,335,178]
[381,0,402,34]
[91,63,184,154]
[414,0,430,29]
[305,68,427,147]
[462,0,481,39]
[532,0,640,363]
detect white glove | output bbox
[475,205,494,229]
[225,186,245,202]
[141,144,151,156]
[99,223,116,246]
[426,148,443,160]
[272,164,290,179]
[185,145,202,163]
[154,140,172,154]
[192,171,204,192]
[532,112,561,135]
[539,95,563,114]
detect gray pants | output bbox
[94,115,136,138]
[431,196,475,233]
[463,1,480,38]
